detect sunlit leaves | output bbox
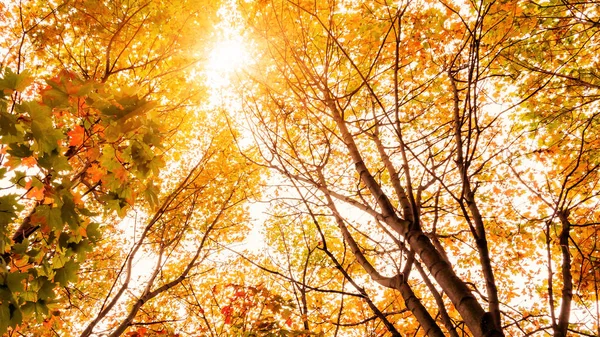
[0,68,33,94]
[239,0,600,336]
[0,66,169,334]
[0,0,598,336]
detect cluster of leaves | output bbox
[236,0,600,336]
[0,67,165,334]
[213,283,302,336]
[0,0,599,336]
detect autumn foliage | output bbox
[1,0,600,337]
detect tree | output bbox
[2,0,599,336]
[238,0,600,336]
[0,69,167,334]
[0,0,264,335]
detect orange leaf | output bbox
[42,318,54,329]
[114,167,128,182]
[21,156,37,168]
[68,125,85,147]
[86,147,100,161]
[27,186,45,200]
[30,212,47,226]
[87,163,105,183]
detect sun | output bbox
[200,0,251,110]
[204,2,249,91]
[207,38,248,75]
[205,37,248,90]
[197,0,251,111]
[203,36,249,109]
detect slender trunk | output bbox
[554,211,572,337]
[107,184,234,336]
[398,281,445,337]
[449,73,503,335]
[414,258,461,337]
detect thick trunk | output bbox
[318,171,443,337]
[405,228,496,337]
[325,95,496,337]
[414,258,461,337]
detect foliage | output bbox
[237,0,600,336]
[0,68,164,334]
[1,0,600,336]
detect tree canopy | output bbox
[0,0,599,336]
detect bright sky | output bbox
[203,0,250,109]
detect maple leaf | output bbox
[68,125,85,147]
[113,166,129,182]
[30,212,48,227]
[27,186,45,200]
[21,156,37,167]
[87,163,105,183]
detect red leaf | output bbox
[221,305,232,315]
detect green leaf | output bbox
[0,110,18,137]
[37,150,72,172]
[21,300,48,322]
[53,260,78,286]
[58,232,71,250]
[99,144,121,171]
[0,68,33,92]
[0,194,22,225]
[21,101,63,155]
[0,286,10,300]
[60,196,80,230]
[41,85,69,108]
[69,239,92,260]
[101,95,156,121]
[6,143,32,158]
[20,290,36,302]
[9,171,27,187]
[86,223,101,242]
[26,249,41,259]
[9,303,22,329]
[0,302,9,335]
[103,123,122,142]
[144,183,160,209]
[34,206,63,232]
[36,278,56,301]
[11,239,29,255]
[38,262,55,279]
[6,272,27,293]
